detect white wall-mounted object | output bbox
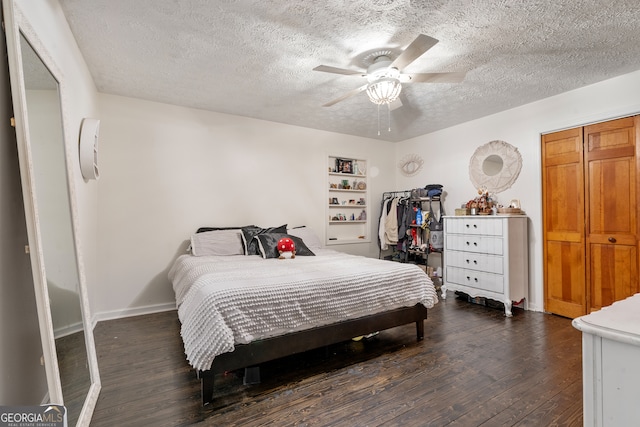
[572,294,640,426]
[79,118,100,180]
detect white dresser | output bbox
[572,294,640,426]
[441,215,528,316]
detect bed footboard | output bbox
[200,304,427,405]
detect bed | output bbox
[168,225,438,404]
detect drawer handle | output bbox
[466,259,470,263]
[473,242,478,246]
[466,224,470,228]
[473,260,478,264]
[466,241,470,245]
[466,276,470,280]
[473,224,477,228]
[474,278,478,282]
[608,236,617,243]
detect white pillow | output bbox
[287,227,322,249]
[190,230,244,256]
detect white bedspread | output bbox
[168,249,438,371]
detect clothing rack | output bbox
[382,190,412,199]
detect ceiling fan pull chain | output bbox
[377,104,381,136]
[387,103,392,132]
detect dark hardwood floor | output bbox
[90,292,583,426]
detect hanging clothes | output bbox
[378,197,392,250]
[384,197,399,246]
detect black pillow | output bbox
[196,225,254,233]
[241,225,288,255]
[254,233,315,259]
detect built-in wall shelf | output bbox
[326,156,369,245]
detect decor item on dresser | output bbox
[469,140,522,193]
[465,187,496,215]
[572,294,640,426]
[441,215,528,316]
[169,225,438,405]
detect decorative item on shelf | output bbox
[349,199,356,204]
[336,158,353,174]
[357,181,366,190]
[330,183,337,189]
[353,161,360,175]
[341,179,350,189]
[358,210,366,220]
[358,198,366,205]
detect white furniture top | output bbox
[572,293,640,345]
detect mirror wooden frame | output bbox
[3,1,100,425]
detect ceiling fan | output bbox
[313,34,465,108]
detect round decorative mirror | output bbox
[469,140,522,193]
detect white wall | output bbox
[94,94,395,318]
[395,69,640,312]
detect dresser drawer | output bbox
[445,250,504,274]
[444,217,504,236]
[445,235,504,255]
[445,266,504,294]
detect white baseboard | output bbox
[93,302,176,324]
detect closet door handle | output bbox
[608,236,617,243]
[473,242,478,246]
[473,260,478,264]
[473,224,478,228]
[466,259,470,263]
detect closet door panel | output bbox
[545,240,586,318]
[542,127,586,317]
[584,116,639,313]
[588,243,637,311]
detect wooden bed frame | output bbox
[198,303,428,405]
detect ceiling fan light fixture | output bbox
[366,77,402,105]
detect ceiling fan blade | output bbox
[390,34,439,71]
[403,72,466,83]
[313,65,365,76]
[322,84,369,107]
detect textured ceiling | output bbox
[58,0,640,142]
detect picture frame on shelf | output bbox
[336,158,353,174]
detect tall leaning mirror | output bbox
[3,1,100,426]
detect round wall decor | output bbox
[469,140,522,193]
[398,153,424,177]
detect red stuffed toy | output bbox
[277,237,296,259]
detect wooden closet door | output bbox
[542,127,587,318]
[584,116,640,311]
